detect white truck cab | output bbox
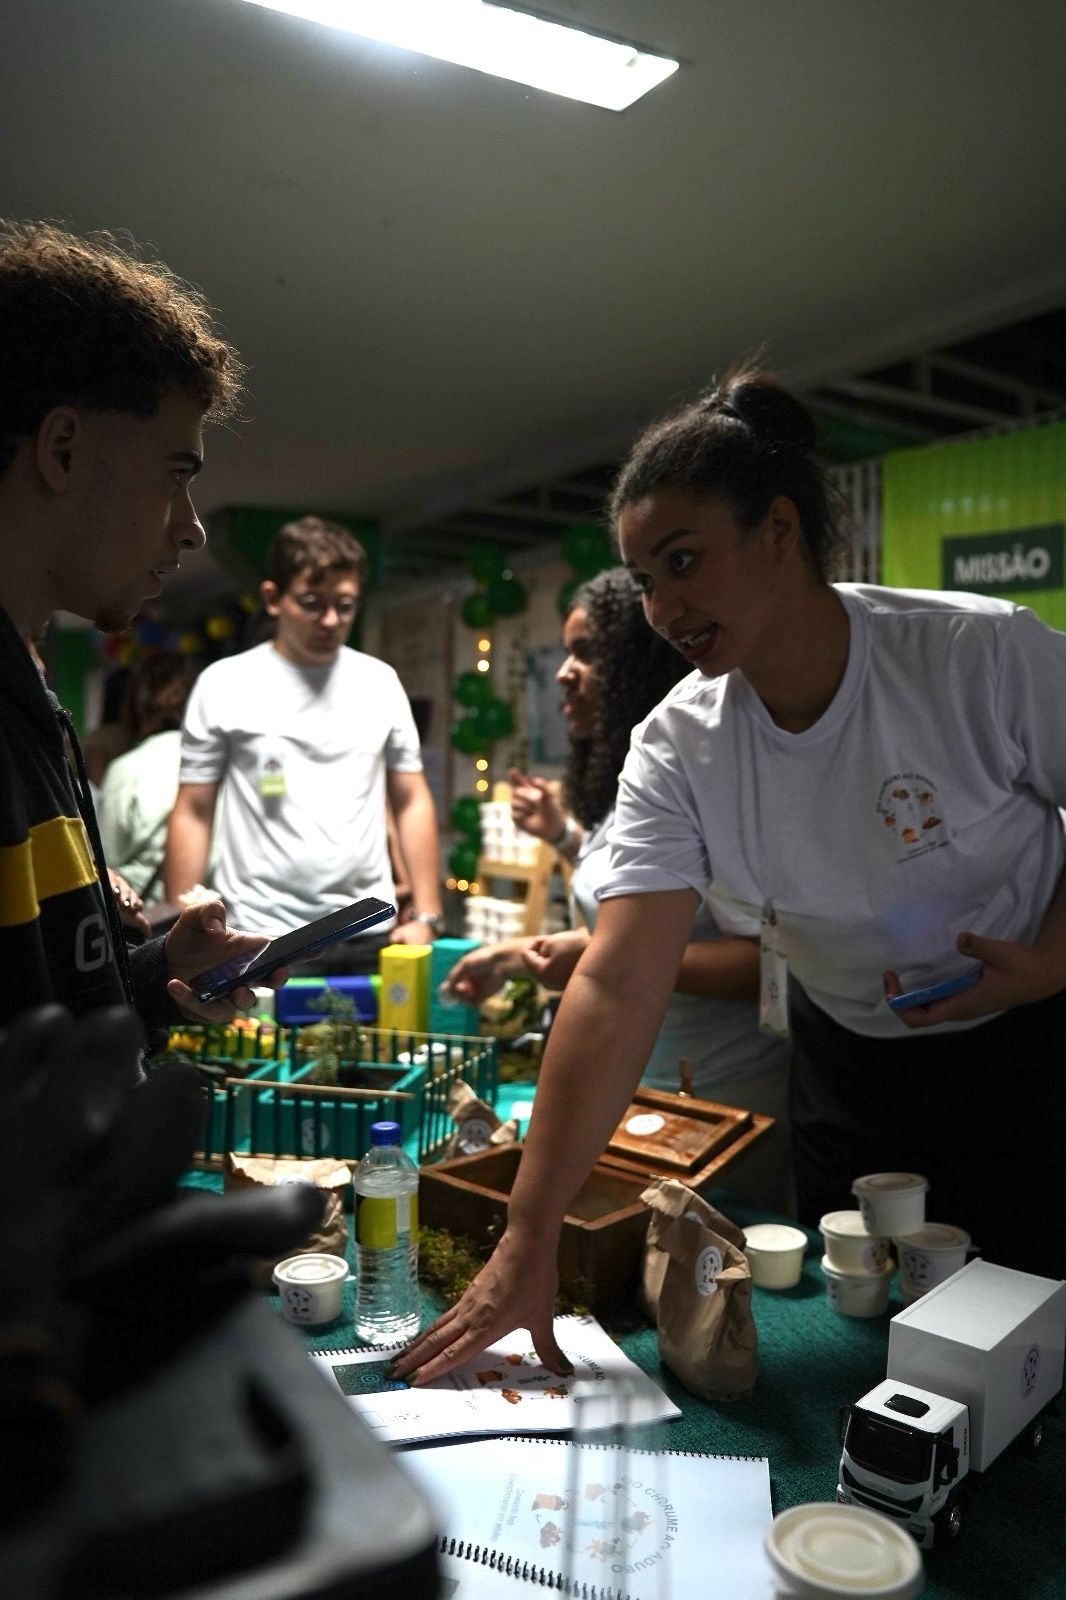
[838,1260,1064,1549]
[839,1379,970,1548]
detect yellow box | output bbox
[378,943,431,1033]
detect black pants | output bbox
[789,982,1066,1278]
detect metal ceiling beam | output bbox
[828,377,1012,428]
[805,394,936,442]
[929,352,1066,412]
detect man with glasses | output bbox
[165,516,443,970]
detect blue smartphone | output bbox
[886,964,983,1013]
[191,896,395,1004]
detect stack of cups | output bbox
[765,1503,923,1600]
[819,1210,893,1317]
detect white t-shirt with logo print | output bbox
[600,585,1066,1039]
[180,642,423,936]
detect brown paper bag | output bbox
[444,1079,519,1158]
[639,1178,757,1401]
[224,1154,351,1289]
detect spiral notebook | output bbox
[311,1315,682,1443]
[400,1435,774,1599]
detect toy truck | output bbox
[837,1259,1064,1548]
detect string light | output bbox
[475,757,488,771]
[475,778,488,792]
[456,877,469,892]
[477,637,491,652]
[445,876,457,890]
[476,658,491,673]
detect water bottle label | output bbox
[356,1193,419,1248]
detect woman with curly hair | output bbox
[446,566,791,1207]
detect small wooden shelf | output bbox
[477,781,572,936]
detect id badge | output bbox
[759,900,789,1038]
[257,746,287,798]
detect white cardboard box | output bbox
[887,1259,1065,1471]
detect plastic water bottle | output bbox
[353,1121,420,1345]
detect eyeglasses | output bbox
[292,593,359,621]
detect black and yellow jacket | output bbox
[0,605,174,1032]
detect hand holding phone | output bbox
[190,897,395,1004]
[886,964,983,1014]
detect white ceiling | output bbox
[4,0,1066,600]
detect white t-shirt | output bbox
[180,642,422,934]
[601,585,1066,1039]
[573,812,788,1093]
[98,729,182,898]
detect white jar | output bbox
[851,1172,927,1237]
[765,1502,923,1599]
[821,1256,892,1318]
[273,1252,349,1326]
[743,1222,808,1289]
[895,1222,972,1299]
[820,1210,892,1275]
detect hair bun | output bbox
[718,370,817,456]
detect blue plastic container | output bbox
[275,974,378,1026]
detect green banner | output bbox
[881,420,1066,630]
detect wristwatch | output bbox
[411,911,446,935]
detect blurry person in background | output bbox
[98,650,195,905]
[446,567,793,1212]
[166,516,444,971]
[82,663,132,792]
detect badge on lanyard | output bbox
[257,746,287,798]
[759,900,789,1038]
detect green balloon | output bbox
[453,669,494,708]
[450,795,483,836]
[557,578,582,617]
[449,840,480,880]
[486,574,527,617]
[461,591,495,628]
[467,543,505,584]
[473,698,514,740]
[562,522,611,573]
[450,715,483,754]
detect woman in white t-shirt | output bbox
[447,569,792,1209]
[396,368,1066,1385]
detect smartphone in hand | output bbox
[191,897,395,1004]
[886,964,983,1013]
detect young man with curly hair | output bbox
[0,219,274,1033]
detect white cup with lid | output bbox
[273,1252,350,1326]
[743,1222,808,1289]
[765,1502,923,1599]
[819,1210,892,1276]
[895,1222,973,1299]
[821,1256,892,1318]
[851,1173,928,1238]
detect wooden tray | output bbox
[420,1089,772,1315]
[602,1087,751,1176]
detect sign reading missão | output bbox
[940,524,1064,595]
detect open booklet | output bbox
[311,1314,682,1444]
[402,1434,774,1599]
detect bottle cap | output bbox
[370,1120,402,1146]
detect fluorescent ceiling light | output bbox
[237,1,679,111]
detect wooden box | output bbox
[420,1088,772,1315]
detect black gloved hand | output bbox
[0,1006,325,1520]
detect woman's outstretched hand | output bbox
[391,1225,570,1386]
[507,767,566,844]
